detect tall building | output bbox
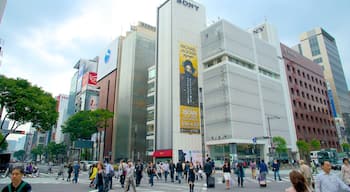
[52,94,69,143]
[296,28,350,140]
[96,37,122,161]
[281,43,339,149]
[156,0,206,162]
[201,20,297,163]
[113,22,156,162]
[146,65,156,159]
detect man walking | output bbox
[104,159,114,190]
[272,159,282,181]
[204,158,213,186]
[176,160,183,184]
[315,161,350,192]
[169,160,175,182]
[124,160,136,192]
[72,161,80,184]
[135,160,143,187]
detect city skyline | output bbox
[0,0,349,96]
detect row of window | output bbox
[290,87,328,105]
[292,99,329,115]
[297,125,337,138]
[288,75,326,95]
[294,111,334,126]
[286,64,326,87]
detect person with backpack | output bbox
[147,162,156,187]
[135,160,144,186]
[1,166,32,192]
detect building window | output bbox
[289,76,292,82]
[287,65,290,71]
[309,36,321,56]
[291,88,294,95]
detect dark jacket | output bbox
[204,162,212,175]
[176,162,183,172]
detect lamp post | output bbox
[267,115,280,158]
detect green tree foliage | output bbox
[45,142,67,162]
[342,143,350,152]
[310,139,321,151]
[273,136,288,157]
[31,144,45,162]
[62,109,113,142]
[13,149,26,161]
[0,132,8,151]
[297,140,310,160]
[0,75,58,146]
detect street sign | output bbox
[252,137,257,144]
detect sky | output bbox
[0,0,350,97]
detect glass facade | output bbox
[309,36,320,56]
[114,32,155,162]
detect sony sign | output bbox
[177,0,199,11]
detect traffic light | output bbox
[14,130,25,134]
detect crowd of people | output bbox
[5,157,350,192]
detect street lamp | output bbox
[266,115,280,157]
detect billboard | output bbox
[179,42,200,134]
[82,72,97,89]
[98,38,119,81]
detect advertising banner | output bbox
[82,72,97,89]
[179,42,200,134]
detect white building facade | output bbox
[156,0,206,162]
[201,20,297,164]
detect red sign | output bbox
[82,72,97,88]
[153,149,173,157]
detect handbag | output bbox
[222,176,225,183]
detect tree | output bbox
[0,75,58,146]
[309,139,321,151]
[45,142,67,163]
[273,136,288,158]
[342,143,350,152]
[13,149,26,161]
[31,144,45,162]
[62,109,113,142]
[297,140,310,161]
[0,132,8,151]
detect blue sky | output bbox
[1,0,350,97]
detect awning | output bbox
[153,149,173,158]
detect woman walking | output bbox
[89,164,98,188]
[188,162,195,192]
[285,170,311,192]
[95,162,106,192]
[222,161,231,189]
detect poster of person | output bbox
[179,42,200,134]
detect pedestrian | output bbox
[250,160,257,179]
[119,160,126,188]
[89,164,98,188]
[72,161,80,184]
[176,160,184,184]
[188,162,196,192]
[162,161,169,182]
[56,164,65,180]
[184,161,190,180]
[124,160,136,192]
[95,162,106,192]
[258,160,268,186]
[272,159,282,181]
[315,160,350,192]
[194,161,202,180]
[147,162,156,187]
[222,161,231,189]
[235,162,245,188]
[299,160,312,189]
[104,159,114,190]
[1,166,32,192]
[203,158,213,186]
[169,160,175,182]
[135,160,143,187]
[341,158,350,187]
[156,162,162,180]
[311,160,318,174]
[67,163,73,182]
[285,170,312,192]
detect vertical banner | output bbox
[179,42,200,134]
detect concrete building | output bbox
[156,0,206,163]
[281,43,339,149]
[96,37,122,161]
[113,22,156,162]
[201,20,297,164]
[51,94,69,143]
[296,28,350,141]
